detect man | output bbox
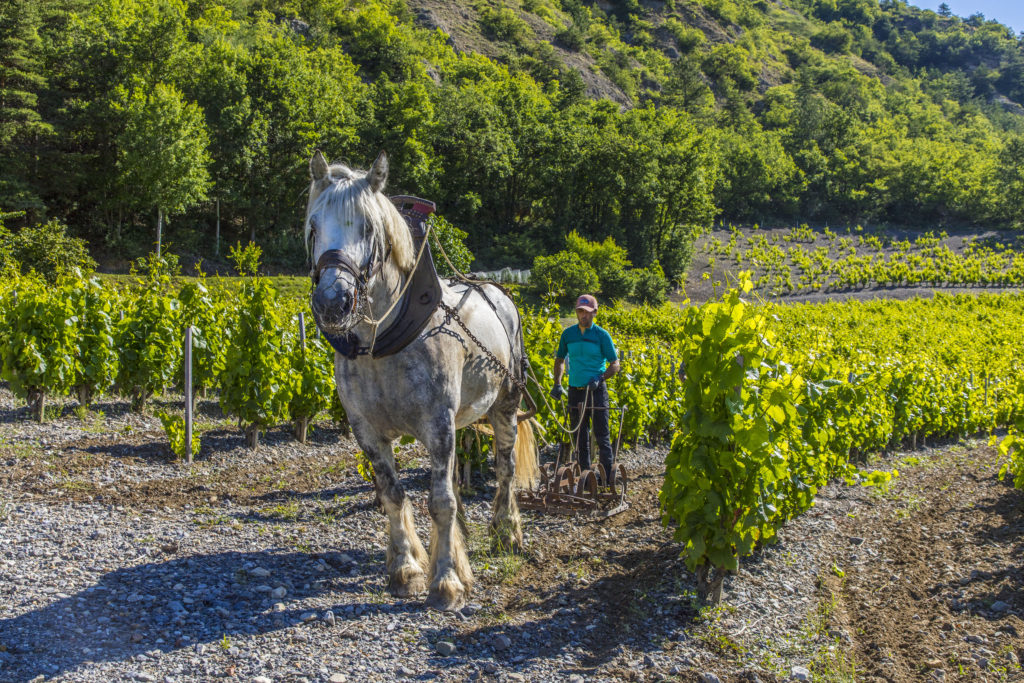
[551,294,620,481]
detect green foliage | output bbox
[529,250,599,303]
[156,409,200,459]
[228,241,262,276]
[660,275,812,591]
[0,276,78,417]
[3,0,1024,274]
[0,0,52,216]
[427,214,474,277]
[67,276,119,406]
[10,220,96,282]
[632,261,669,305]
[0,211,20,278]
[997,420,1024,490]
[355,451,375,484]
[178,274,228,396]
[479,6,530,43]
[115,264,182,412]
[286,322,334,441]
[565,231,635,301]
[697,225,1024,293]
[113,80,211,218]
[219,271,293,446]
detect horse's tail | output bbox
[514,418,540,490]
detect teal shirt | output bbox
[556,323,617,388]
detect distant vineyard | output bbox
[697,226,1024,294]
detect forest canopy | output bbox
[1,0,1023,277]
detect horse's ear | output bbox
[310,150,329,181]
[367,151,388,193]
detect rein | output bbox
[358,218,433,356]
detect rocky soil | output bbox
[1,387,1022,683]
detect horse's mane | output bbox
[304,163,416,273]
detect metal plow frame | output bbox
[516,459,629,518]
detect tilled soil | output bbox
[1,389,1022,682]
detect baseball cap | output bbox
[575,294,598,311]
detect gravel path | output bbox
[1,387,1021,682]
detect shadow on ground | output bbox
[0,549,417,682]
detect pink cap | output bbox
[575,294,598,311]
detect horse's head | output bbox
[304,151,416,336]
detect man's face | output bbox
[576,307,595,328]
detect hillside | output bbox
[1,0,1023,276]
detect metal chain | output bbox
[439,300,530,396]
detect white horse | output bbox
[305,150,537,611]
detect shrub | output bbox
[530,250,600,303]
[555,24,586,51]
[479,7,529,42]
[811,22,853,54]
[565,231,635,301]
[428,214,474,277]
[0,211,19,278]
[11,219,96,282]
[664,19,705,53]
[633,261,669,305]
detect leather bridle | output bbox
[308,222,391,319]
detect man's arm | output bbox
[601,332,620,381]
[553,356,565,386]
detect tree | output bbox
[48,0,195,242]
[0,0,52,216]
[995,135,1024,227]
[114,81,210,255]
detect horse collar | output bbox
[321,196,441,361]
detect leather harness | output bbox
[318,196,442,360]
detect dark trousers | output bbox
[567,381,613,476]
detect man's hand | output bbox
[587,374,603,392]
[550,384,565,400]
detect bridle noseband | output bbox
[309,221,392,324]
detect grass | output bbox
[365,583,391,604]
[0,497,12,521]
[739,572,859,681]
[97,273,309,301]
[263,499,302,522]
[805,576,859,682]
[57,479,92,492]
[468,521,527,584]
[0,436,39,460]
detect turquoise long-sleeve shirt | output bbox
[555,323,617,388]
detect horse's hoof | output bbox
[425,590,466,612]
[488,523,524,554]
[425,574,467,612]
[388,567,428,598]
[389,575,427,598]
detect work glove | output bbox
[587,374,603,392]
[550,384,565,400]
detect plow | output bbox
[515,405,631,518]
[516,456,629,518]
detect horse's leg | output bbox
[361,431,428,597]
[487,394,524,553]
[424,412,472,611]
